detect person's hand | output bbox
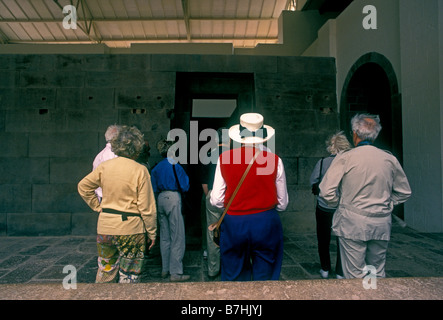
[148,238,155,250]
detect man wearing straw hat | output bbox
[210,113,289,281]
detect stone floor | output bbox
[1,221,443,285]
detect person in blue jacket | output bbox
[151,139,190,282]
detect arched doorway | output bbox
[340,53,404,218]
[340,52,403,163]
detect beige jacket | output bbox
[319,145,411,241]
[78,157,157,240]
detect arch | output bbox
[340,52,403,163]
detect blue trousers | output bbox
[220,209,283,281]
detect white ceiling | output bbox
[0,0,297,48]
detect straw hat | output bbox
[228,113,275,144]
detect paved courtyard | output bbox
[1,222,443,285]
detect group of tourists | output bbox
[77,112,411,283]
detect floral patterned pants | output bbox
[96,233,146,283]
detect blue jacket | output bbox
[151,158,190,194]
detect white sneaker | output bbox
[320,269,329,279]
[336,274,345,279]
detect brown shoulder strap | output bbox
[209,149,261,230]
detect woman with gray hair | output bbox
[78,125,157,283]
[310,131,351,279]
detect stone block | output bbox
[276,132,336,158]
[108,54,151,71]
[29,132,98,158]
[57,86,119,112]
[151,54,225,72]
[85,71,174,88]
[5,109,66,132]
[81,54,151,71]
[256,89,314,111]
[0,71,18,88]
[19,70,85,88]
[50,158,92,184]
[151,54,278,73]
[71,212,98,235]
[14,55,55,71]
[264,110,317,133]
[7,212,71,236]
[0,184,32,213]
[17,88,56,109]
[55,88,83,109]
[0,133,28,157]
[0,55,13,70]
[0,158,49,184]
[0,88,16,108]
[82,88,115,109]
[115,88,174,110]
[81,55,113,71]
[64,110,103,132]
[55,55,84,70]
[221,55,278,73]
[255,72,336,95]
[315,111,340,133]
[118,109,170,145]
[277,56,336,75]
[32,184,90,213]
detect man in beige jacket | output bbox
[319,114,411,279]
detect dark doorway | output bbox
[173,72,255,247]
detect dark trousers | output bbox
[220,209,283,281]
[315,205,343,277]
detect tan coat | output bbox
[319,145,411,241]
[78,157,157,240]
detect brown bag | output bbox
[208,150,261,247]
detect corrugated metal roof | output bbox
[0,0,294,48]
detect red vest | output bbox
[219,146,279,215]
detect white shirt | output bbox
[92,143,117,198]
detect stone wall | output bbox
[0,54,338,236]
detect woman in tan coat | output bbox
[78,125,157,283]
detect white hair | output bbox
[351,114,382,142]
[104,125,120,142]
